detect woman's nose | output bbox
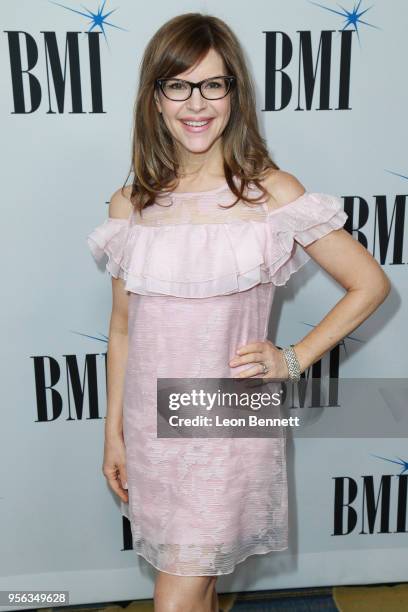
[186,87,208,111]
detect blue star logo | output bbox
[371,454,408,475]
[308,0,381,47]
[384,170,408,182]
[74,331,108,345]
[49,0,128,48]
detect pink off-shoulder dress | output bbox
[87,176,348,576]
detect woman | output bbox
[87,12,390,612]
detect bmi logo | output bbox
[332,455,408,536]
[4,0,128,113]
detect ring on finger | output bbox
[260,362,268,375]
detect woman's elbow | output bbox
[373,269,392,302]
[346,264,392,312]
[352,269,392,310]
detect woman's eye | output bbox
[168,82,187,90]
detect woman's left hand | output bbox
[229,340,289,379]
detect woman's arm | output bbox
[231,170,391,379]
[106,276,129,436]
[105,187,133,437]
[101,188,133,502]
[294,231,390,372]
[267,171,391,373]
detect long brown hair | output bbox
[121,12,279,212]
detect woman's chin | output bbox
[177,135,220,155]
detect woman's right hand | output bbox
[102,432,129,503]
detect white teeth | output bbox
[183,120,210,126]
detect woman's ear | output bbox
[154,93,162,114]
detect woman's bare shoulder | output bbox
[108,185,134,219]
[258,169,306,210]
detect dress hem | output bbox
[130,541,289,577]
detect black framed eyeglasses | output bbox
[155,75,236,101]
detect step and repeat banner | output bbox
[1,0,407,608]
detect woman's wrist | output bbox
[289,341,313,374]
[278,342,311,379]
[105,418,123,438]
[279,345,301,380]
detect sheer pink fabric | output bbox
[87,179,348,575]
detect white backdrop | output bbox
[1,0,407,607]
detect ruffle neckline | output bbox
[87,191,348,298]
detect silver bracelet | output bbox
[281,344,301,381]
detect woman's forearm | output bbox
[106,327,128,438]
[293,281,391,373]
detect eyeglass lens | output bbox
[161,77,231,100]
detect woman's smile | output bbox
[179,117,215,133]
